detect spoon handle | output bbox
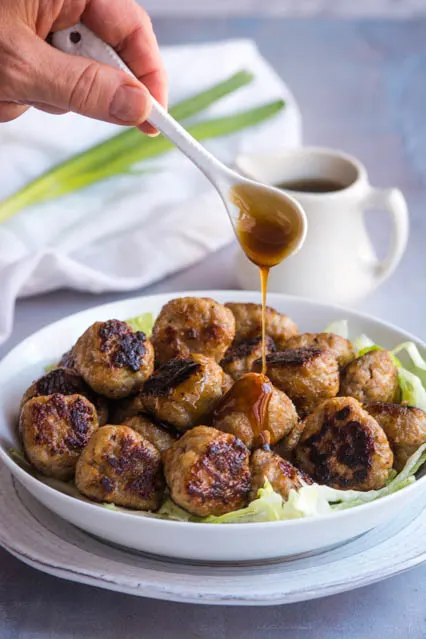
[51,23,231,186]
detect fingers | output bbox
[0,102,29,122]
[3,31,153,126]
[82,0,167,134]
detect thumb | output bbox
[10,33,153,126]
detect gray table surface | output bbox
[1,17,426,639]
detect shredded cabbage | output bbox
[397,368,426,411]
[157,499,199,522]
[126,312,154,336]
[353,334,375,353]
[324,320,349,339]
[281,483,332,519]
[204,480,285,523]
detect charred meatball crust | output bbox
[225,302,298,344]
[20,394,99,480]
[212,372,298,449]
[73,319,154,399]
[122,413,177,454]
[221,335,275,381]
[366,401,426,471]
[75,425,164,510]
[296,397,393,490]
[250,448,312,501]
[58,347,77,371]
[141,353,226,432]
[340,350,400,404]
[253,347,339,417]
[281,332,356,369]
[163,426,251,517]
[21,367,108,426]
[152,297,235,365]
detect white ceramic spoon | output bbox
[51,23,307,260]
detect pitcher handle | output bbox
[362,184,409,284]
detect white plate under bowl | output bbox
[2,464,426,605]
[0,290,425,563]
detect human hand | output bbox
[0,0,167,134]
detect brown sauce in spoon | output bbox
[230,182,304,374]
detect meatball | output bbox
[73,319,154,399]
[109,395,146,424]
[253,348,339,417]
[250,448,312,501]
[20,394,99,480]
[282,333,356,369]
[221,335,275,381]
[151,297,235,365]
[296,397,393,490]
[366,402,426,471]
[273,419,306,461]
[58,347,77,370]
[141,354,226,432]
[212,372,298,449]
[122,413,177,454]
[75,425,164,510]
[21,367,108,426]
[340,350,400,404]
[225,302,298,344]
[163,425,251,517]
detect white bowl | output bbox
[0,290,425,563]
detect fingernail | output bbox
[109,85,149,123]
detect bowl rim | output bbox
[1,289,425,531]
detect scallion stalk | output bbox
[0,71,285,221]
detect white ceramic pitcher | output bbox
[234,147,409,304]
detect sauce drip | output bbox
[230,182,303,374]
[259,266,269,374]
[213,373,273,447]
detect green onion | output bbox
[28,100,284,204]
[0,70,272,221]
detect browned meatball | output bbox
[73,320,154,399]
[141,354,226,432]
[296,397,393,490]
[152,297,235,365]
[340,350,400,404]
[163,426,251,517]
[281,333,356,368]
[250,448,312,500]
[58,347,77,370]
[21,368,108,426]
[366,402,426,471]
[109,394,146,424]
[212,372,298,449]
[75,425,164,510]
[273,419,306,461]
[122,414,177,454]
[221,335,275,381]
[225,302,298,344]
[253,348,339,417]
[20,394,99,480]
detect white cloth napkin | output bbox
[0,39,301,345]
